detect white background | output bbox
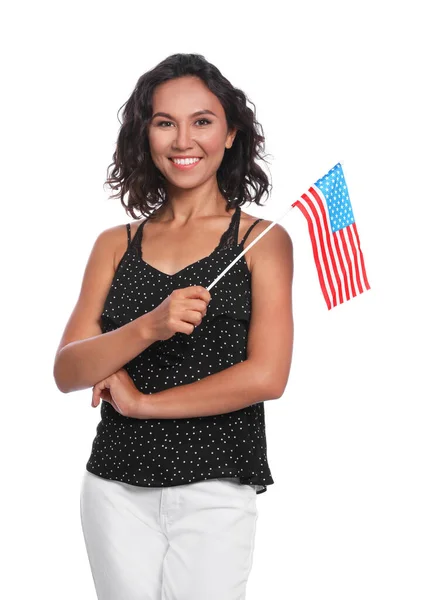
[2,1,429,598]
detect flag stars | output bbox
[315,163,356,232]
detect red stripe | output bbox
[332,232,351,301]
[301,191,337,306]
[293,200,332,309]
[346,225,363,294]
[339,228,357,297]
[308,187,344,304]
[352,222,371,290]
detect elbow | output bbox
[265,356,293,399]
[261,370,290,400]
[259,372,285,400]
[56,384,69,395]
[53,366,69,394]
[248,362,286,401]
[249,351,292,401]
[53,351,72,394]
[267,380,286,400]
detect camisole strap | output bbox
[217,205,242,250]
[240,218,263,247]
[126,223,131,248]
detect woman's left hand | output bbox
[91,368,146,419]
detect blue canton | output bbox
[314,162,355,233]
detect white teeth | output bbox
[172,157,200,165]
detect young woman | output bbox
[54,53,293,600]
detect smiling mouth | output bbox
[168,158,203,162]
[168,157,203,169]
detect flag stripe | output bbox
[296,195,336,308]
[332,232,351,301]
[301,191,338,305]
[346,225,363,294]
[339,228,357,297]
[352,222,371,290]
[348,224,364,293]
[293,199,332,309]
[308,186,344,305]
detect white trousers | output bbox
[80,470,259,600]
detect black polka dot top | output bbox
[86,205,274,494]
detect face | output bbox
[147,76,237,191]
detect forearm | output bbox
[54,313,157,394]
[140,360,278,420]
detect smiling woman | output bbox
[103,55,271,219]
[54,52,293,600]
[144,76,239,203]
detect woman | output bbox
[54,53,293,600]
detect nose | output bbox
[173,124,194,151]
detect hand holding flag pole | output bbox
[207,162,370,309]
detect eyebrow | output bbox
[150,109,217,121]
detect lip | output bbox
[169,157,203,171]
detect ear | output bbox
[225,127,238,150]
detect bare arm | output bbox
[53,225,158,394]
[54,315,156,394]
[139,359,274,419]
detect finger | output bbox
[92,385,98,407]
[92,383,103,408]
[111,400,121,414]
[104,396,120,415]
[186,308,204,326]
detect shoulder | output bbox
[92,222,129,250]
[240,212,293,273]
[94,221,143,272]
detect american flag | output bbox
[292,162,370,310]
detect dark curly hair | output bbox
[104,53,272,220]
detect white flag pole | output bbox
[206,204,296,292]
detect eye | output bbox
[156,118,212,127]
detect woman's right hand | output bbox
[145,286,212,342]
